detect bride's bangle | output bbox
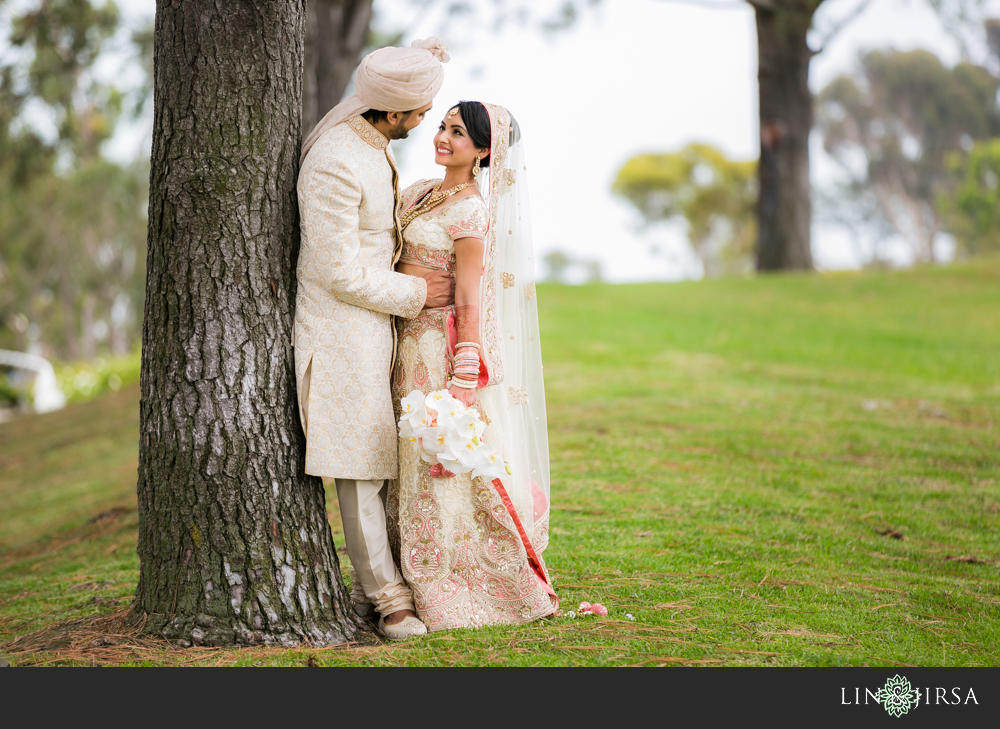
[449,378,477,390]
[456,342,480,350]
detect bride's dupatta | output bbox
[474,104,556,599]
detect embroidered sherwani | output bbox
[294,116,427,480]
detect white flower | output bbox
[625,613,636,621]
[425,390,461,427]
[437,450,473,475]
[472,444,506,481]
[400,390,426,419]
[420,426,448,456]
[451,412,484,440]
[566,610,576,619]
[446,429,479,464]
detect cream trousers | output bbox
[324,478,415,616]
[300,362,413,615]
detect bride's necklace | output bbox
[400,180,474,230]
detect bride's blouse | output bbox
[399,182,488,274]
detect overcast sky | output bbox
[111,0,981,281]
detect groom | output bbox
[294,39,452,640]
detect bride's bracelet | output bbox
[449,377,478,390]
[455,342,480,350]
[453,352,480,378]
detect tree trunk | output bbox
[134,0,363,647]
[753,0,817,271]
[302,0,374,138]
[80,293,96,360]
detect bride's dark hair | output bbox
[451,101,493,168]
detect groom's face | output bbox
[386,102,434,140]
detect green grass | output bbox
[2,261,999,666]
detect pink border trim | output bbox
[491,477,557,598]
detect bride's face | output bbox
[433,110,486,173]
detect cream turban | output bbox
[300,37,450,164]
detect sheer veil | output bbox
[475,104,552,555]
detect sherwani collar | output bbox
[347,115,389,150]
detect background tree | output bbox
[542,249,604,283]
[747,0,820,272]
[300,0,592,137]
[300,0,987,273]
[940,138,1000,257]
[0,0,148,358]
[302,0,374,135]
[614,143,757,277]
[135,0,361,646]
[817,48,1000,263]
[936,18,1000,259]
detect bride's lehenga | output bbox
[386,104,559,631]
[388,106,558,631]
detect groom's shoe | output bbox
[378,614,428,641]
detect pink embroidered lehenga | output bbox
[387,104,558,632]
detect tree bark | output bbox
[302,0,374,138]
[134,0,363,647]
[753,0,817,271]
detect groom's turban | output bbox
[300,37,450,164]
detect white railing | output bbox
[0,350,67,413]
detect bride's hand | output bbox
[449,385,477,407]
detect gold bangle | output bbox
[455,342,480,350]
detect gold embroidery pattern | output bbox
[509,385,528,405]
[525,281,536,301]
[392,306,557,631]
[502,272,515,289]
[466,209,484,229]
[294,121,426,480]
[480,104,510,387]
[447,210,488,241]
[399,307,449,343]
[398,179,438,216]
[346,115,389,150]
[505,169,517,187]
[399,242,457,272]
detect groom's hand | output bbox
[423,270,455,309]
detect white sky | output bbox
[110,0,982,280]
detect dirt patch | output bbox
[0,608,375,666]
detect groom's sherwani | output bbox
[294,115,427,480]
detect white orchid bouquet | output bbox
[398,389,508,481]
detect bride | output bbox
[388,101,558,631]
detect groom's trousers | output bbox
[326,478,416,617]
[300,367,415,617]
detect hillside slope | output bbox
[2,261,998,666]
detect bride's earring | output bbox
[472,155,481,178]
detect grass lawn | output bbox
[1,261,998,666]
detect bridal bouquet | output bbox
[398,389,507,481]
